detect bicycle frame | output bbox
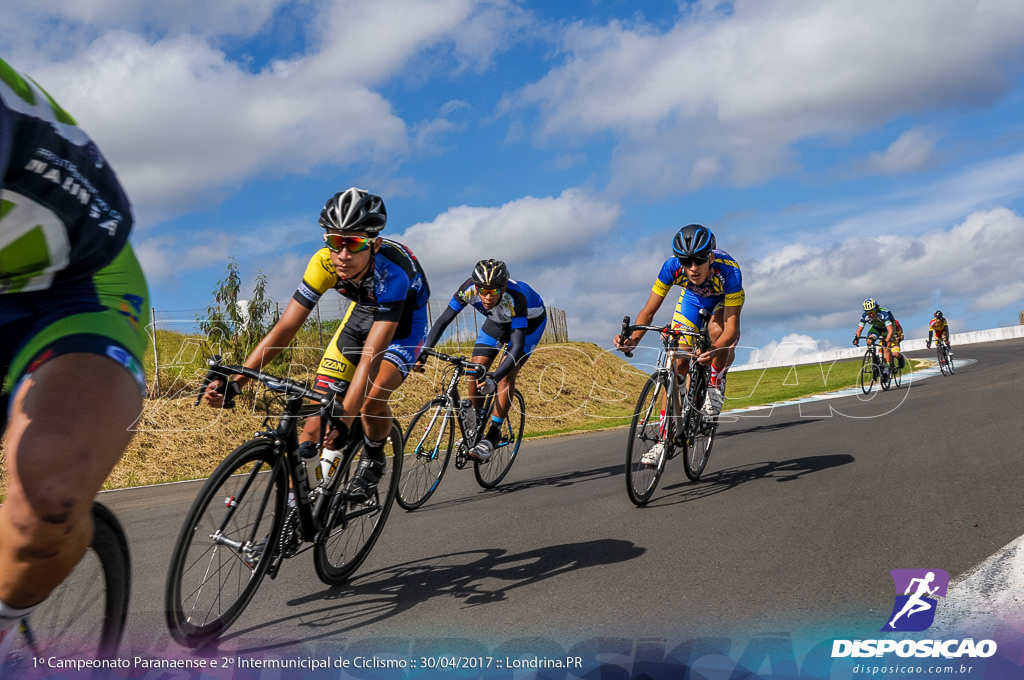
[198,359,374,552]
[413,348,490,455]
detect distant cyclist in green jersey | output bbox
[614,224,744,417]
[0,58,149,638]
[853,298,904,381]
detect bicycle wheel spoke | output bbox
[626,373,670,505]
[474,390,525,489]
[165,439,285,647]
[398,401,453,510]
[313,421,401,586]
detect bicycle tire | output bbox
[474,389,526,489]
[859,351,876,394]
[165,438,287,648]
[892,359,903,388]
[626,373,672,506]
[7,502,130,667]
[398,398,454,510]
[947,348,955,375]
[313,419,402,586]
[682,364,716,481]
[936,345,949,375]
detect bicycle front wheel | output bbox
[8,503,130,668]
[165,438,287,648]
[474,389,526,489]
[859,352,876,394]
[946,348,955,374]
[313,420,402,586]
[626,373,672,506]
[682,364,716,481]
[398,399,454,510]
[937,345,949,375]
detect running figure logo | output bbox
[882,569,950,632]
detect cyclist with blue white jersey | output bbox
[0,57,149,636]
[417,259,547,462]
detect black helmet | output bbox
[472,259,509,288]
[934,310,943,319]
[672,224,716,259]
[319,187,387,233]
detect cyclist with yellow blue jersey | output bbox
[0,58,149,636]
[614,224,744,417]
[203,188,429,500]
[417,259,547,461]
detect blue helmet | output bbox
[672,224,716,259]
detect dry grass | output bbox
[1,340,893,495]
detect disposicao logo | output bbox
[882,568,949,632]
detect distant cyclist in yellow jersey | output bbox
[614,224,744,417]
[927,310,952,353]
[203,188,430,501]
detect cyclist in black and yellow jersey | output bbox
[203,188,430,500]
[0,58,149,637]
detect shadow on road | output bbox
[649,453,855,507]
[217,538,644,653]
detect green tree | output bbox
[198,258,275,364]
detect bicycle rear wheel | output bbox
[165,438,286,648]
[626,373,673,506]
[937,345,949,375]
[6,503,130,669]
[313,420,402,586]
[398,399,454,510]
[947,348,955,374]
[474,389,526,489]
[892,359,903,388]
[859,352,877,394]
[682,364,716,481]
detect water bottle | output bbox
[318,448,343,486]
[460,398,476,434]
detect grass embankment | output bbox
[0,330,901,494]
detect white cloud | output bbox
[511,0,1024,194]
[857,128,940,176]
[392,188,622,292]
[3,1,530,226]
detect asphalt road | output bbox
[102,338,1024,661]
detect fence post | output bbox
[150,307,161,396]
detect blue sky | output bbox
[5,0,1024,364]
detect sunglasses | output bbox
[477,286,503,297]
[679,256,710,267]
[324,233,374,253]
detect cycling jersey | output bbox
[449,278,546,332]
[0,58,133,294]
[293,240,430,387]
[1,58,148,396]
[930,318,949,337]
[859,307,897,334]
[651,249,744,332]
[294,240,430,325]
[423,278,548,381]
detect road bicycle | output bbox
[619,309,718,506]
[934,339,955,376]
[164,357,402,648]
[398,348,525,510]
[2,502,130,670]
[856,336,903,393]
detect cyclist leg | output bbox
[345,306,427,498]
[0,245,148,618]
